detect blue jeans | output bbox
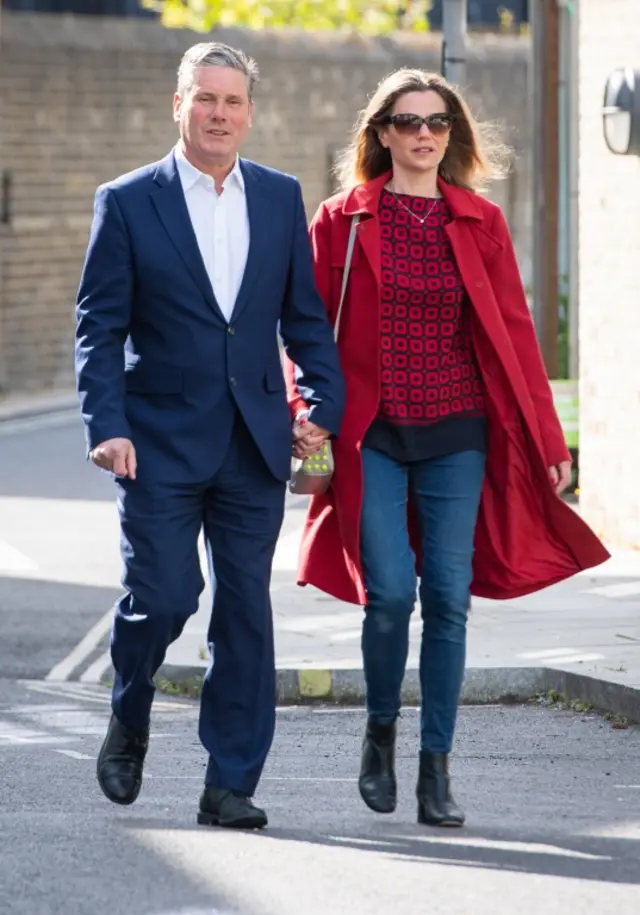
[360,447,486,753]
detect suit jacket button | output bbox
[228,326,235,335]
[229,377,237,386]
[476,281,484,288]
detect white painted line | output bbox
[263,776,357,782]
[0,539,38,573]
[26,680,192,711]
[585,581,640,599]
[54,749,96,761]
[45,608,113,681]
[337,834,611,862]
[79,649,112,684]
[26,683,111,704]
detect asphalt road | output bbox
[0,411,305,681]
[1,680,640,915]
[2,411,640,914]
[0,411,119,680]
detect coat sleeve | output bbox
[75,185,133,453]
[282,199,336,422]
[279,184,345,435]
[486,206,571,466]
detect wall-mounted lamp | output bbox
[602,67,640,156]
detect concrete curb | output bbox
[144,664,639,721]
[0,392,77,424]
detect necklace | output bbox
[388,187,439,225]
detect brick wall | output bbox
[0,13,531,396]
[577,0,640,546]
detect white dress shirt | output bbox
[175,145,250,322]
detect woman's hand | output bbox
[548,461,572,496]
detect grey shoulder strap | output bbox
[333,215,360,342]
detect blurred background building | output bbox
[0,0,637,549]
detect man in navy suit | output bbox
[75,41,345,829]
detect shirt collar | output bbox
[174,144,245,193]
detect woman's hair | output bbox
[334,68,511,193]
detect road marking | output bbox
[45,608,114,681]
[26,682,111,703]
[79,649,112,684]
[0,539,38,573]
[330,834,611,861]
[54,749,96,760]
[26,680,193,711]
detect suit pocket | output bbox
[124,365,183,394]
[264,364,285,393]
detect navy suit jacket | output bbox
[75,152,345,483]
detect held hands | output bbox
[548,460,572,496]
[90,438,137,479]
[292,411,330,460]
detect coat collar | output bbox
[342,170,484,221]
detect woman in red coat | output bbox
[284,68,608,828]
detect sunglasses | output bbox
[379,113,456,137]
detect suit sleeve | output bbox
[75,186,133,452]
[486,206,570,466]
[280,182,345,435]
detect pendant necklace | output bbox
[389,187,439,225]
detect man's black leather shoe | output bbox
[197,787,268,829]
[97,713,149,805]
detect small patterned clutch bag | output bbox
[288,215,360,497]
[289,440,335,495]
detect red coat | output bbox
[284,172,609,605]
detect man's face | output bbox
[173,65,253,170]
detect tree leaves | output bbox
[141,0,432,35]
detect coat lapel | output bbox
[229,160,271,322]
[150,152,224,321]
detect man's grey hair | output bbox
[177,42,260,100]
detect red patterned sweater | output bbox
[362,190,487,462]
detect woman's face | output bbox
[377,90,453,176]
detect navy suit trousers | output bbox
[110,411,286,796]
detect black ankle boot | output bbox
[416,750,465,827]
[358,717,397,814]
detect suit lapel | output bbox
[150,152,225,321]
[230,159,271,322]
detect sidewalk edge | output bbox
[0,392,77,424]
[133,664,640,721]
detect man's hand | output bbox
[548,460,572,496]
[292,412,330,460]
[90,438,137,479]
